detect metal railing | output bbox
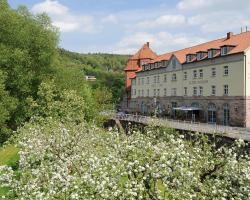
[114,114,237,134]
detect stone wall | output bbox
[130,96,247,127]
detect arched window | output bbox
[208,103,216,124]
[191,102,200,108]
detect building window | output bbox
[221,46,228,56]
[224,66,229,76]
[164,74,167,82]
[157,75,160,83]
[208,103,217,124]
[184,87,187,96]
[138,90,141,97]
[171,88,177,96]
[172,102,177,108]
[141,78,144,85]
[197,53,203,60]
[172,59,176,69]
[212,68,216,77]
[147,77,150,84]
[154,89,156,96]
[183,72,187,80]
[154,76,156,83]
[142,90,144,97]
[223,104,230,126]
[134,89,136,95]
[193,70,197,79]
[224,85,228,95]
[164,88,167,96]
[199,69,203,79]
[172,73,177,81]
[157,89,160,96]
[186,54,194,62]
[193,87,197,96]
[211,85,216,95]
[147,89,149,96]
[199,86,203,96]
[208,50,213,58]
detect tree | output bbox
[94,87,113,111]
[0,71,17,144]
[0,3,58,140]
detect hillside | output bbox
[57,49,129,103]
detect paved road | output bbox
[115,114,250,141]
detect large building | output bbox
[124,31,250,127]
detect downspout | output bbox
[244,54,247,127]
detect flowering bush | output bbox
[1,120,249,199]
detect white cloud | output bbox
[177,0,248,11]
[32,0,68,15]
[137,14,186,29]
[188,12,250,33]
[101,14,118,24]
[114,32,206,54]
[177,0,212,10]
[31,0,98,33]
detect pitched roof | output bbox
[124,43,157,71]
[131,43,157,60]
[152,31,250,64]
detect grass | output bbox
[0,144,19,197]
[0,145,19,167]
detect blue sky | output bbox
[8,0,250,54]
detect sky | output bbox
[8,0,250,55]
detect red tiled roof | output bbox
[124,43,157,71]
[131,43,157,60]
[151,32,250,64]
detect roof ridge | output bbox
[159,31,250,57]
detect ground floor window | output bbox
[223,104,230,126]
[208,103,216,124]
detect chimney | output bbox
[227,32,233,39]
[146,42,150,47]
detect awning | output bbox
[173,106,202,111]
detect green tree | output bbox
[0,71,17,144]
[0,2,58,135]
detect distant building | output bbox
[85,75,96,81]
[124,31,250,127]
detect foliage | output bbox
[0,2,58,143]
[58,49,129,73]
[94,87,113,111]
[0,120,249,199]
[28,80,95,123]
[0,71,17,144]
[58,49,126,104]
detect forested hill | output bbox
[59,49,130,73]
[57,49,130,104]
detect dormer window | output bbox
[196,51,207,61]
[186,54,196,63]
[221,46,228,56]
[208,50,213,58]
[220,45,235,56]
[172,59,177,69]
[208,48,220,58]
[150,63,154,69]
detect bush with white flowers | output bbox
[1,120,249,199]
